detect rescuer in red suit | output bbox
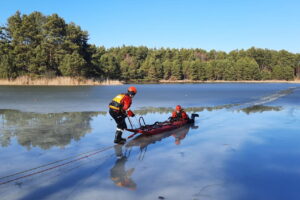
[109,86,137,144]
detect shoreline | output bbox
[0,77,123,86]
[159,79,300,84]
[0,77,300,86]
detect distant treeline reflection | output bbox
[0,105,281,149]
[134,104,238,115]
[134,104,282,115]
[0,110,100,149]
[239,105,282,114]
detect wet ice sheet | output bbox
[0,83,299,113]
[1,84,300,200]
[0,107,300,200]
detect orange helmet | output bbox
[128,86,137,95]
[176,105,182,111]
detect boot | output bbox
[114,130,126,144]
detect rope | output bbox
[0,146,114,185]
[0,146,113,180]
[19,152,115,191]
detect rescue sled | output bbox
[126,113,199,138]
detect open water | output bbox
[0,83,300,200]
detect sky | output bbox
[1,0,300,53]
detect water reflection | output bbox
[239,105,282,114]
[125,124,196,151]
[0,104,282,150]
[0,110,100,149]
[134,105,239,115]
[108,123,197,190]
[110,145,136,190]
[134,104,282,115]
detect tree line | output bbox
[1,11,300,81]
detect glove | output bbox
[127,110,135,117]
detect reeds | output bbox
[0,76,123,86]
[159,79,300,83]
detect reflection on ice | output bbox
[0,104,282,150]
[111,145,136,190]
[109,123,198,191]
[126,124,196,151]
[239,105,282,114]
[0,110,99,149]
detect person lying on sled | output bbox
[170,105,189,121]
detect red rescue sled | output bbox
[126,114,198,138]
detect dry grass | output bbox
[1,77,299,85]
[0,76,123,86]
[159,79,300,84]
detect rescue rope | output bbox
[34,152,115,189]
[0,146,114,180]
[0,145,114,185]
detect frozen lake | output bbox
[0,83,300,200]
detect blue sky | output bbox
[1,0,299,53]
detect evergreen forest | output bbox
[1,11,300,82]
